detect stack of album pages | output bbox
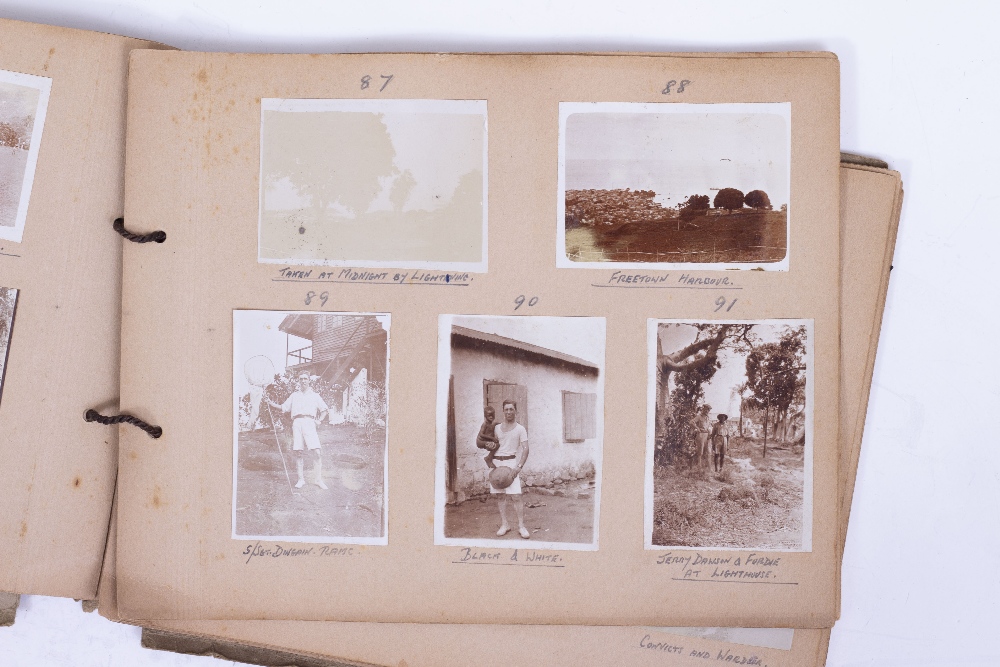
[0,17,903,667]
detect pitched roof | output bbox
[451,325,600,374]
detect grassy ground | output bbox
[565,210,787,264]
[234,422,385,540]
[651,436,804,550]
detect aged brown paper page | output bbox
[103,160,898,667]
[0,18,163,600]
[117,50,840,625]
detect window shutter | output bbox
[563,391,597,442]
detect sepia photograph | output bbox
[557,102,790,271]
[0,287,18,404]
[258,98,487,271]
[233,310,390,544]
[434,315,605,550]
[645,319,813,551]
[0,69,51,243]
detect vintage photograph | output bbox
[557,102,790,270]
[258,98,487,271]
[434,315,605,550]
[233,310,390,544]
[645,319,813,551]
[0,69,51,243]
[0,287,18,403]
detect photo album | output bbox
[0,15,904,667]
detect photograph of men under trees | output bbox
[560,103,789,268]
[648,320,811,551]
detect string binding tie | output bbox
[84,409,163,439]
[113,217,166,244]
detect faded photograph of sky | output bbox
[259,99,487,268]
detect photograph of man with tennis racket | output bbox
[435,315,605,551]
[233,310,390,545]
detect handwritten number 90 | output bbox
[305,290,329,307]
[514,295,539,311]
[714,296,737,312]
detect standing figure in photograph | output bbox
[711,414,729,473]
[269,372,330,489]
[691,405,712,470]
[492,399,530,539]
[476,405,500,468]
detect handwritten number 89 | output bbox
[305,290,329,307]
[514,295,539,311]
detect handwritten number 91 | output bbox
[714,296,737,312]
[305,291,329,307]
[514,295,539,311]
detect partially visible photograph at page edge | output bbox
[0,69,51,243]
[0,287,19,404]
[558,102,790,271]
[258,98,488,272]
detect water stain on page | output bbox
[72,476,81,488]
[152,485,163,509]
[18,521,27,539]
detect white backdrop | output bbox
[0,1,997,665]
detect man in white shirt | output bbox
[271,372,330,489]
[490,399,530,539]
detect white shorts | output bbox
[489,464,522,495]
[292,417,321,451]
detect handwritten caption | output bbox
[243,541,358,564]
[597,272,739,289]
[655,552,794,585]
[451,547,566,568]
[637,634,769,666]
[273,267,471,287]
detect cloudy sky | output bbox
[564,106,789,208]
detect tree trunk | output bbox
[763,401,769,458]
[739,397,744,437]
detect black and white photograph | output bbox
[233,310,390,544]
[0,68,50,243]
[558,102,790,271]
[258,98,487,271]
[434,315,605,550]
[0,286,17,404]
[645,319,813,551]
